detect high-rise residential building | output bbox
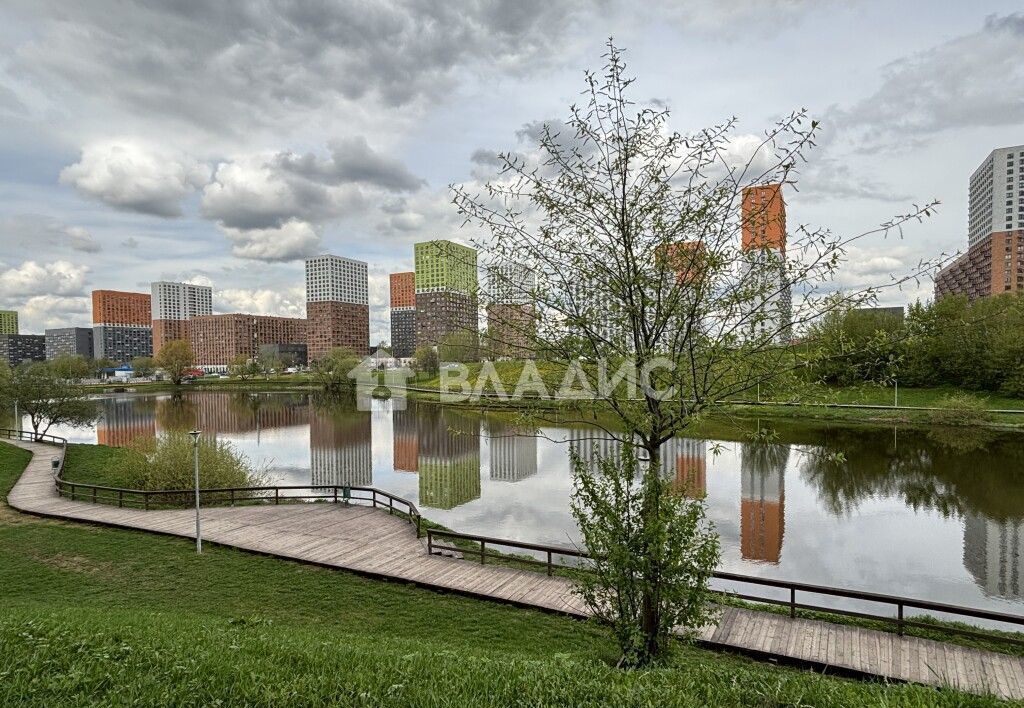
[662,437,707,498]
[305,255,370,360]
[0,310,17,334]
[389,272,416,358]
[151,281,213,356]
[393,406,419,473]
[45,327,94,359]
[485,262,536,359]
[414,240,478,350]
[92,290,152,362]
[417,409,480,509]
[188,313,307,370]
[487,419,537,482]
[309,410,372,487]
[740,184,792,342]
[0,334,46,367]
[936,144,1024,300]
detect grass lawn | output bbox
[1,441,1011,705]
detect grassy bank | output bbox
[0,441,1010,705]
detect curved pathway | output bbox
[7,439,1024,700]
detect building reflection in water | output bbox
[661,437,707,498]
[487,419,538,482]
[740,442,789,564]
[418,410,480,509]
[309,407,372,487]
[963,513,1024,599]
[568,428,624,471]
[392,406,418,473]
[95,396,157,446]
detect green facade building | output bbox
[414,240,478,294]
[0,310,17,335]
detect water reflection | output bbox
[43,391,1024,611]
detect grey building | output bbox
[45,327,94,359]
[258,342,308,367]
[93,325,153,364]
[0,334,46,367]
[390,308,416,358]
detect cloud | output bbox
[219,220,322,263]
[216,285,306,319]
[0,260,89,298]
[832,13,1024,152]
[0,215,102,253]
[13,1,587,141]
[60,140,210,217]
[276,137,423,191]
[4,295,91,333]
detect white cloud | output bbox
[0,260,90,298]
[219,220,322,263]
[0,215,102,253]
[60,139,210,217]
[216,285,306,319]
[12,295,91,333]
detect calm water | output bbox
[42,390,1024,616]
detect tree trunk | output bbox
[640,438,662,664]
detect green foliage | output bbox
[48,355,92,381]
[438,331,481,363]
[570,444,720,667]
[228,354,260,380]
[109,432,266,493]
[413,345,439,376]
[929,393,993,427]
[131,356,156,378]
[154,340,194,384]
[310,346,361,394]
[806,308,904,386]
[0,362,98,438]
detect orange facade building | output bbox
[92,290,151,326]
[741,184,786,252]
[390,272,416,309]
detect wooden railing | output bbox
[0,428,422,537]
[7,427,1024,646]
[427,528,1024,647]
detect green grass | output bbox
[2,441,1013,704]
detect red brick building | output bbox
[92,290,151,326]
[306,301,370,360]
[189,314,307,368]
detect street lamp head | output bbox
[189,430,201,442]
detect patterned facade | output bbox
[92,290,152,326]
[189,314,307,368]
[0,310,17,334]
[390,272,416,358]
[937,145,1024,300]
[414,240,478,350]
[45,327,94,359]
[418,409,480,509]
[0,334,45,367]
[309,412,373,487]
[740,443,788,564]
[305,255,369,360]
[414,240,477,293]
[486,303,535,358]
[415,291,477,350]
[306,301,370,360]
[93,325,152,363]
[740,184,791,342]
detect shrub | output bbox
[929,393,992,427]
[113,433,268,496]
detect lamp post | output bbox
[189,430,202,554]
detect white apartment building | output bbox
[151,281,213,321]
[968,144,1024,248]
[305,254,369,304]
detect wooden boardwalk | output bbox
[7,439,1024,701]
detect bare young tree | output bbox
[453,41,940,665]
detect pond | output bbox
[39,390,1024,617]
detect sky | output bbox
[1,0,1022,342]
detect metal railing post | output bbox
[480,540,486,565]
[790,588,796,618]
[275,488,279,505]
[427,531,433,555]
[897,603,904,636]
[547,551,553,576]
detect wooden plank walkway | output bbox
[7,439,1023,701]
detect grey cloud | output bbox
[276,137,423,192]
[470,149,503,167]
[0,215,102,254]
[12,0,589,139]
[832,13,1024,152]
